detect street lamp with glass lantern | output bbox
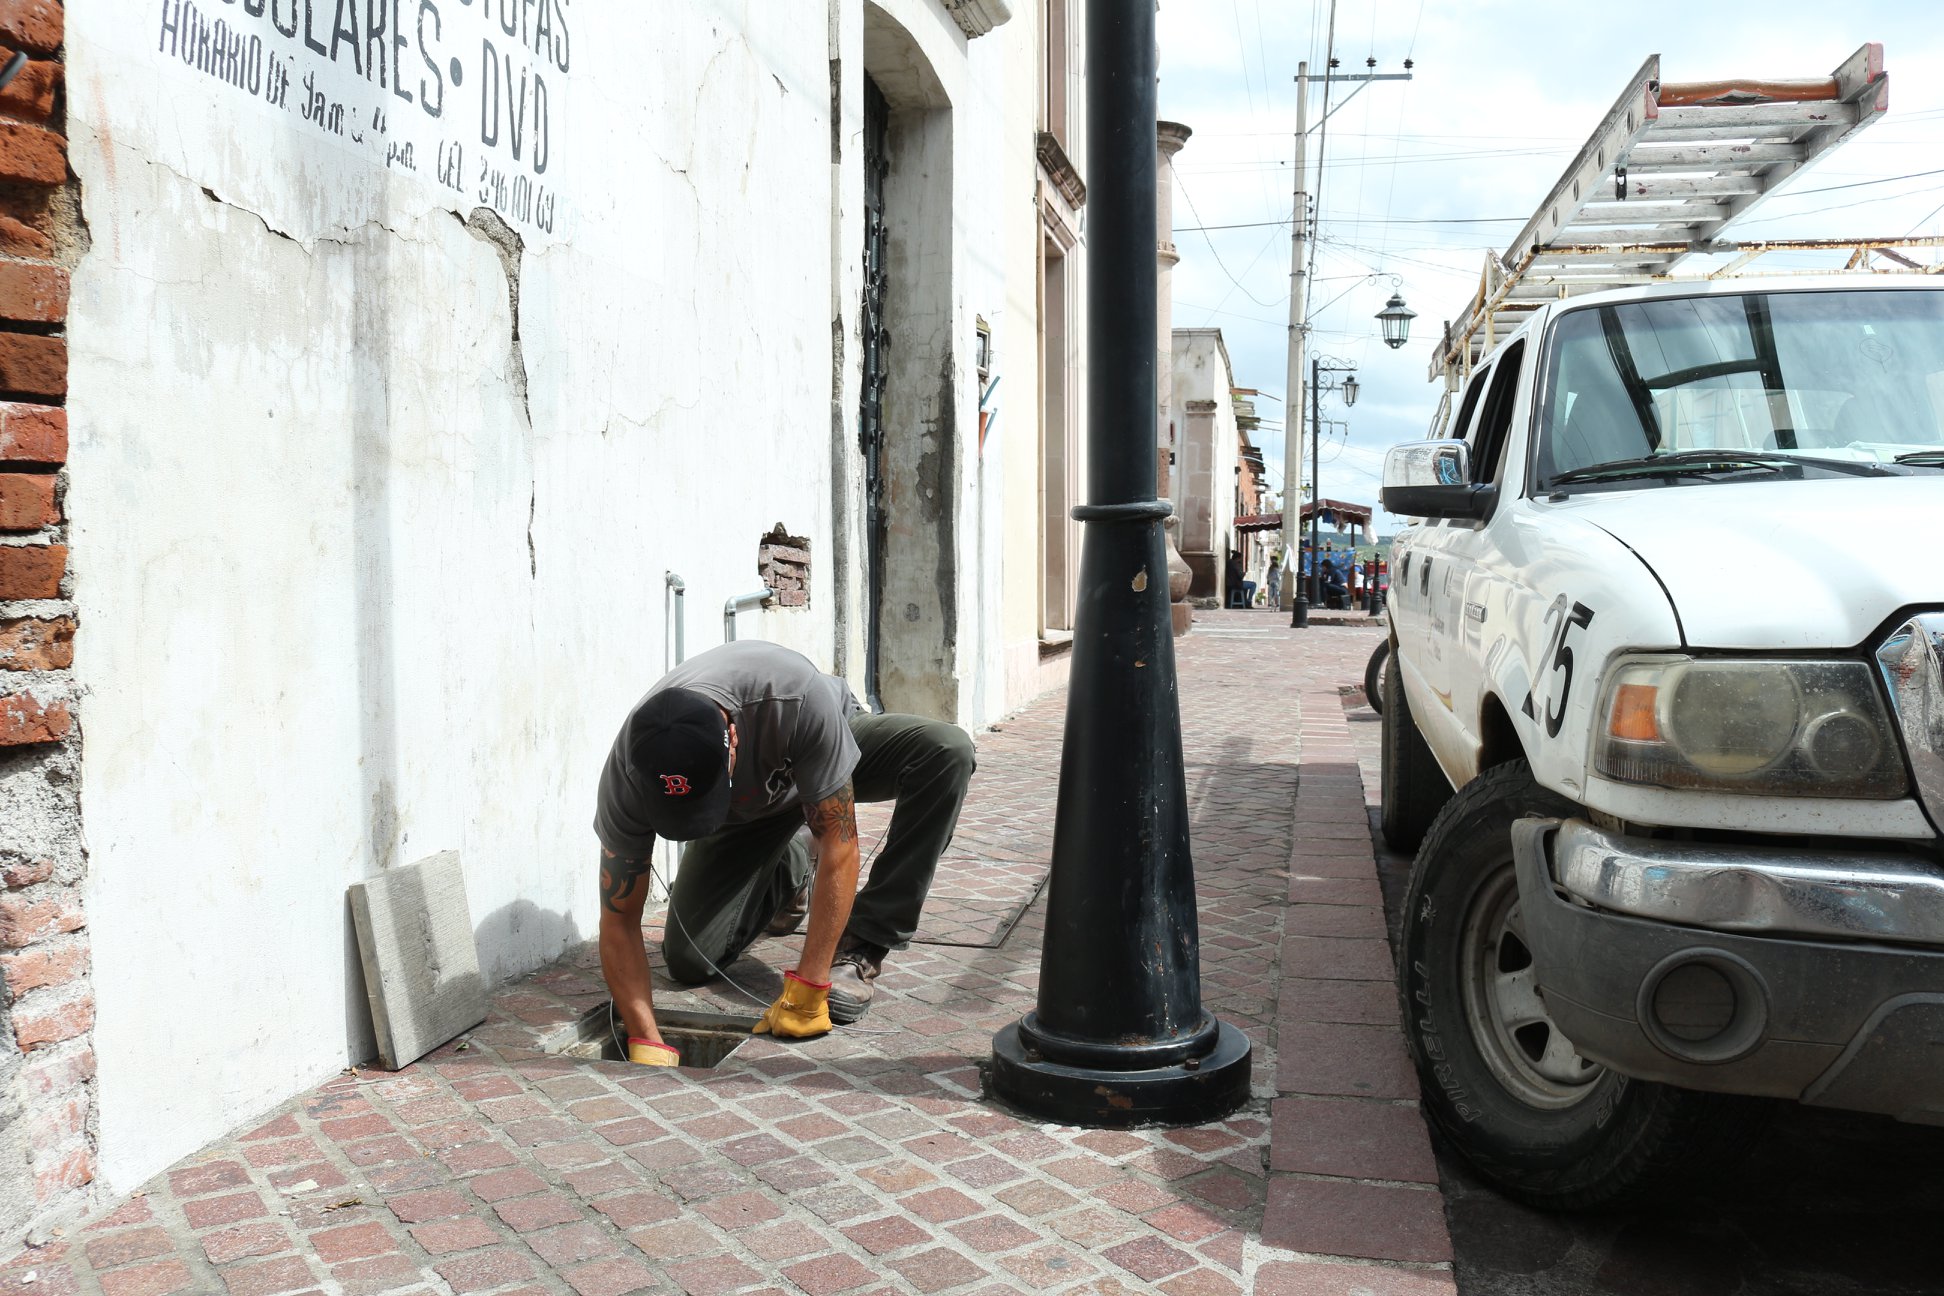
[1376,292,1417,350]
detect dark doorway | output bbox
[859,75,890,711]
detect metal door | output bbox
[859,77,890,709]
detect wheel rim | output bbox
[1459,864,1605,1109]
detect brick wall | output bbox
[0,0,92,1247]
[758,526,810,608]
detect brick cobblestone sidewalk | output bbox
[3,613,1451,1296]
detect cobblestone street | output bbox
[12,606,1934,1296]
[2,613,1455,1296]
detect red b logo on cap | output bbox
[659,774,692,796]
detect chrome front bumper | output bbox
[1511,817,1944,1122]
[1550,819,1944,947]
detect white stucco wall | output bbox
[995,7,1089,715]
[992,9,1043,717]
[62,1,994,1194]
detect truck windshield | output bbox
[1536,289,1944,488]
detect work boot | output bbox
[765,880,811,936]
[826,939,887,1025]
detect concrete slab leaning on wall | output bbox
[349,852,488,1071]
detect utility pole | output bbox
[1279,62,1310,617]
[1280,56,1411,624]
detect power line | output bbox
[1301,0,1341,305]
[1905,197,1944,237]
[1737,180,1944,226]
[1178,215,1522,232]
[1372,1,1421,282]
[1227,0,1279,224]
[1172,160,1287,310]
[1177,166,1944,235]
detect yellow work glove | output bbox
[753,971,833,1039]
[627,1038,681,1067]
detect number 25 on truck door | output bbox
[1522,593,1594,738]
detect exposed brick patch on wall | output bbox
[0,689,65,744]
[0,0,92,1253]
[758,525,811,609]
[0,615,72,669]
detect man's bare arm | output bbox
[599,851,654,915]
[803,783,859,845]
[597,846,663,1044]
[798,784,861,983]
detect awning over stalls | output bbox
[1232,497,1373,534]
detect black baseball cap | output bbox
[627,688,733,841]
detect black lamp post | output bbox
[1377,292,1417,350]
[1300,358,1358,615]
[989,0,1251,1127]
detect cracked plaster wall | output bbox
[857,0,1013,727]
[64,3,853,1195]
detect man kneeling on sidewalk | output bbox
[593,640,975,1065]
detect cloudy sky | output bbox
[1153,1,1944,530]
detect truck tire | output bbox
[1379,640,1450,851]
[1363,640,1388,716]
[1399,761,1769,1210]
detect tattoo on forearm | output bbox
[804,783,858,846]
[599,846,654,914]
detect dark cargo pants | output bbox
[660,711,975,985]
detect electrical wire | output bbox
[1173,159,1287,309]
[1903,197,1944,238]
[1736,181,1944,226]
[1373,0,1427,279]
[1178,214,1525,233]
[1176,165,1944,234]
[1302,0,1340,306]
[1228,0,1278,223]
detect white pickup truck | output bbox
[1379,275,1944,1208]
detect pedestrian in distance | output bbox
[1265,553,1283,608]
[1321,558,1349,610]
[593,640,976,1065]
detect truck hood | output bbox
[1571,476,1944,650]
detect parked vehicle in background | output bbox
[1382,275,1944,1208]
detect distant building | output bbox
[1169,328,1242,600]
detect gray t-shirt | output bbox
[594,641,862,855]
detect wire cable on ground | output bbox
[623,819,903,1042]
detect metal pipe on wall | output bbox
[665,571,687,667]
[722,591,773,642]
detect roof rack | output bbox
[1430,43,1941,388]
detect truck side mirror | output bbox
[1381,440,1498,521]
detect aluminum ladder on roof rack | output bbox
[1431,43,1893,387]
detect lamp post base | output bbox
[1291,596,1310,628]
[989,1019,1252,1128]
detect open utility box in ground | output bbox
[542,1002,760,1069]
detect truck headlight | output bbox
[1593,658,1907,798]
